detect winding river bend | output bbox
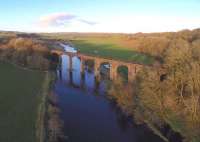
[53,44,164,142]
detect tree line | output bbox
[108,29,200,142]
[0,37,59,70]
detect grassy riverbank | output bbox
[0,62,45,142]
[36,72,55,142]
[36,70,64,142]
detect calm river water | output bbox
[53,44,164,142]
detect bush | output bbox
[0,37,58,70]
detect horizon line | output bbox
[0,27,199,35]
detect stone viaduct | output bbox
[51,50,143,82]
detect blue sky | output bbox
[0,0,200,33]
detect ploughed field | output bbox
[0,62,45,142]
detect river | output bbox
[53,44,164,142]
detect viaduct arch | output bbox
[51,50,143,82]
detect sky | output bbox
[0,0,200,33]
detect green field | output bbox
[0,62,45,142]
[71,39,154,64]
[41,33,155,65]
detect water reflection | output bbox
[61,55,70,82]
[59,53,108,94]
[72,57,81,86]
[84,70,95,90]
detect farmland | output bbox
[40,33,158,64]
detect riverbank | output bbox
[36,70,67,142]
[107,78,183,142]
[36,72,53,142]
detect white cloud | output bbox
[38,12,76,27]
[38,12,97,28]
[78,19,97,26]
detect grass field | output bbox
[71,39,154,64]
[41,33,155,65]
[0,62,45,142]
